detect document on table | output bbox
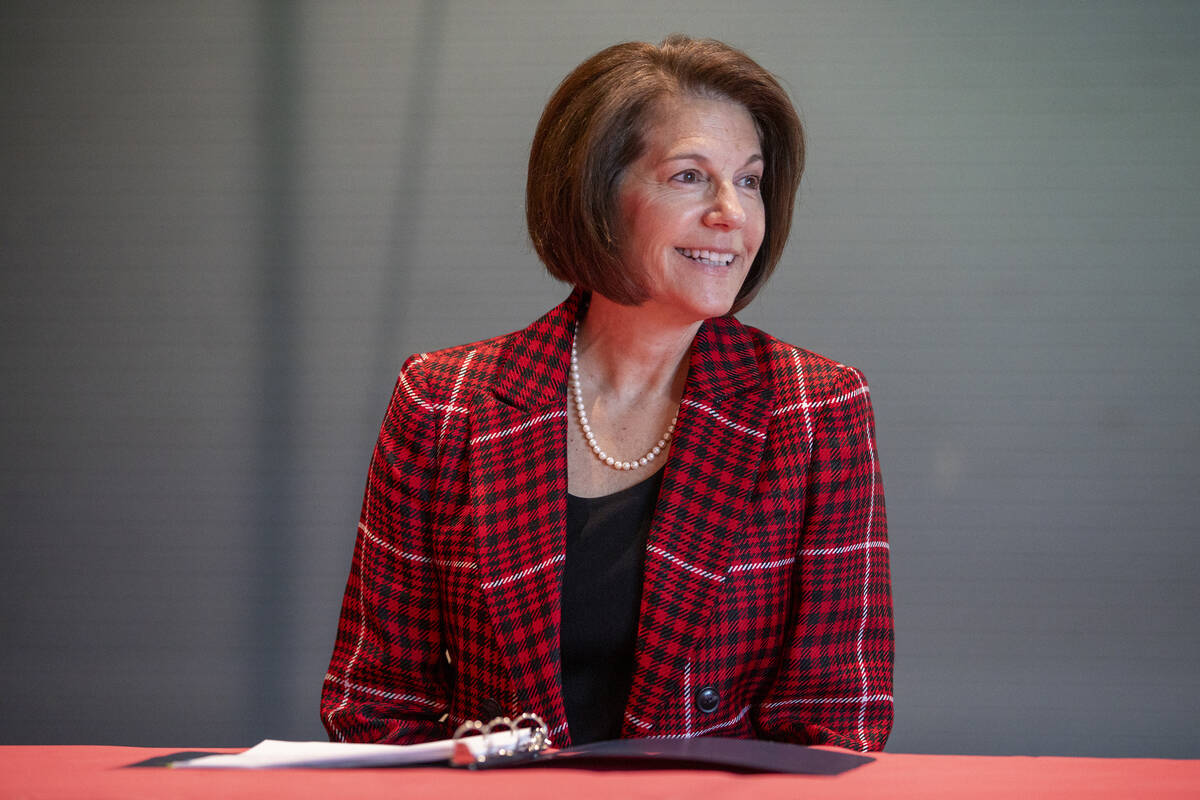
[173,728,535,769]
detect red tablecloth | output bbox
[1,745,1197,799]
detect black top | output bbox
[561,468,664,745]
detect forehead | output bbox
[639,94,762,157]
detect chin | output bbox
[678,294,741,321]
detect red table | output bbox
[1,745,1197,799]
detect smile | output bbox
[676,248,735,267]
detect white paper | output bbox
[173,729,533,769]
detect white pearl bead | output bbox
[571,318,679,473]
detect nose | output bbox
[704,181,746,230]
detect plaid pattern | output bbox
[322,291,893,751]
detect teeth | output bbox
[677,248,735,266]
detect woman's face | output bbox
[616,94,766,325]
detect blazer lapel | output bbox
[466,293,580,734]
[624,316,773,731]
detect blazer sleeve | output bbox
[754,364,894,751]
[321,357,450,743]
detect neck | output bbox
[574,293,700,402]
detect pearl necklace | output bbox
[570,324,678,471]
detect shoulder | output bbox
[721,320,879,446]
[721,317,872,404]
[392,292,579,412]
[392,331,514,407]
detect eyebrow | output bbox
[662,152,764,168]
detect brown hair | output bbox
[526,34,804,313]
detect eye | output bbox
[672,169,704,184]
[740,174,763,191]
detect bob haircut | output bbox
[526,34,804,314]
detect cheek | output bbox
[621,194,664,247]
[629,200,686,256]
[748,205,767,253]
[627,213,666,260]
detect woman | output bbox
[321,35,893,752]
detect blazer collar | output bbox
[684,311,763,403]
[489,290,582,411]
[491,289,764,411]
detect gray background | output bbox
[3,1,1198,756]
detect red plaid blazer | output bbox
[322,291,893,750]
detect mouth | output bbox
[676,247,736,267]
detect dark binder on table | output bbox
[510,736,872,775]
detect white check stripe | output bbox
[625,713,654,731]
[791,350,814,451]
[327,519,383,741]
[652,705,751,738]
[832,383,870,407]
[730,556,795,572]
[684,662,693,736]
[358,522,477,571]
[481,554,565,590]
[695,704,750,735]
[764,693,894,709]
[324,674,442,709]
[398,369,467,415]
[647,545,726,583]
[729,544,888,573]
[801,541,890,557]
[681,398,766,439]
[327,589,367,741]
[470,409,566,445]
[442,350,476,442]
[772,384,869,418]
[852,368,878,751]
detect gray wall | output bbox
[3,1,1198,756]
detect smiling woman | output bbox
[322,34,893,752]
[615,94,765,329]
